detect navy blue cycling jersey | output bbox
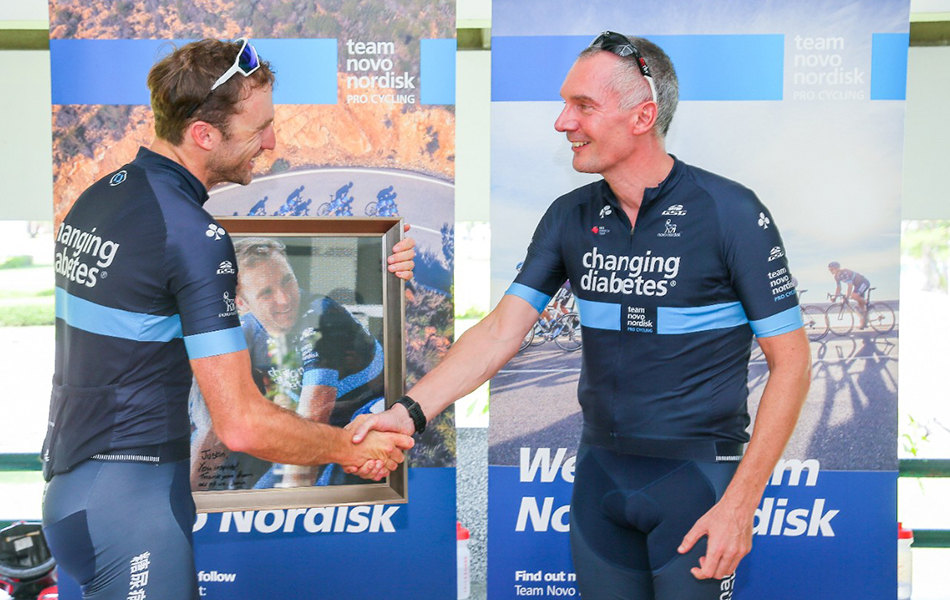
[43,147,247,481]
[508,157,802,462]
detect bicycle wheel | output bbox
[825,303,854,336]
[800,305,828,341]
[365,202,378,216]
[519,325,535,351]
[529,321,547,346]
[867,302,896,334]
[316,202,331,216]
[554,313,583,351]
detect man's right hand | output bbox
[344,429,414,481]
[346,404,416,443]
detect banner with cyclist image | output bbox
[48,1,457,598]
[489,1,906,598]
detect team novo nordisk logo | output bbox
[661,204,686,216]
[206,223,226,241]
[599,205,612,219]
[758,212,771,229]
[217,260,235,275]
[769,246,785,262]
[109,170,127,187]
[220,292,237,317]
[657,219,681,238]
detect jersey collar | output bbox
[599,154,685,214]
[133,147,210,206]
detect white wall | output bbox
[902,46,950,221]
[0,50,52,221]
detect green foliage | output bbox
[0,256,33,270]
[0,304,55,327]
[901,413,930,458]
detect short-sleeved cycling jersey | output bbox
[508,157,802,462]
[42,147,247,481]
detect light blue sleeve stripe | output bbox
[575,298,621,331]
[56,287,182,342]
[184,327,247,359]
[657,302,749,335]
[750,305,804,338]
[337,340,384,397]
[303,368,340,388]
[505,283,552,314]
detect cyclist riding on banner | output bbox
[828,261,870,328]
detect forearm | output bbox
[221,396,353,466]
[721,332,811,511]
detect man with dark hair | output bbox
[350,32,811,599]
[190,237,388,489]
[42,39,415,599]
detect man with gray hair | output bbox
[350,32,811,599]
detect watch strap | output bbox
[396,395,427,434]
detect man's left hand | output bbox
[388,224,416,280]
[677,498,753,580]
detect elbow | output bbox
[214,413,261,455]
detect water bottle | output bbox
[457,522,471,600]
[897,522,913,600]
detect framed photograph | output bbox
[189,217,407,512]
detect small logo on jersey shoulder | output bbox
[591,226,610,236]
[657,219,681,238]
[219,292,237,317]
[599,205,612,219]
[768,246,785,262]
[661,204,686,216]
[109,171,128,187]
[206,224,226,241]
[758,212,771,229]
[217,260,235,275]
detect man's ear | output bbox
[188,120,219,151]
[630,101,659,136]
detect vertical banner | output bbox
[48,1,456,598]
[489,1,906,599]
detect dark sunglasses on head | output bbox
[588,31,657,104]
[185,38,262,119]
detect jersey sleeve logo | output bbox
[768,246,785,262]
[219,292,237,318]
[758,212,771,229]
[109,170,128,186]
[216,261,236,275]
[206,224,227,240]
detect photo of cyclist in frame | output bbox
[189,236,390,491]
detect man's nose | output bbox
[554,106,575,132]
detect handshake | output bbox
[340,403,419,481]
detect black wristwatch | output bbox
[395,395,427,434]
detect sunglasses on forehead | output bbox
[588,31,657,104]
[184,38,262,119]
